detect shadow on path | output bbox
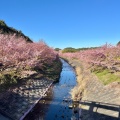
[79,100,120,120]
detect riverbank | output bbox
[0,58,62,120]
[23,58,78,120]
[66,59,120,120]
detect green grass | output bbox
[93,68,120,85]
[0,70,19,92]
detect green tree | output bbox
[0,20,7,26]
[117,41,120,46]
[54,48,61,51]
[62,47,77,53]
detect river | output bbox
[24,59,79,120]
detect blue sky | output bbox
[0,0,120,49]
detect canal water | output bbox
[25,59,78,120]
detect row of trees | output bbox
[0,34,58,71]
[55,41,120,53]
[60,43,120,68]
[61,47,99,53]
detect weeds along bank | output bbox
[0,34,62,93]
[63,59,95,101]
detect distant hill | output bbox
[0,20,32,42]
[62,47,99,53]
[117,41,120,46]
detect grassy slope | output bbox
[93,68,120,85]
[0,58,62,92]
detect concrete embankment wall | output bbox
[68,59,120,119]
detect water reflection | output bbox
[24,59,78,120]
